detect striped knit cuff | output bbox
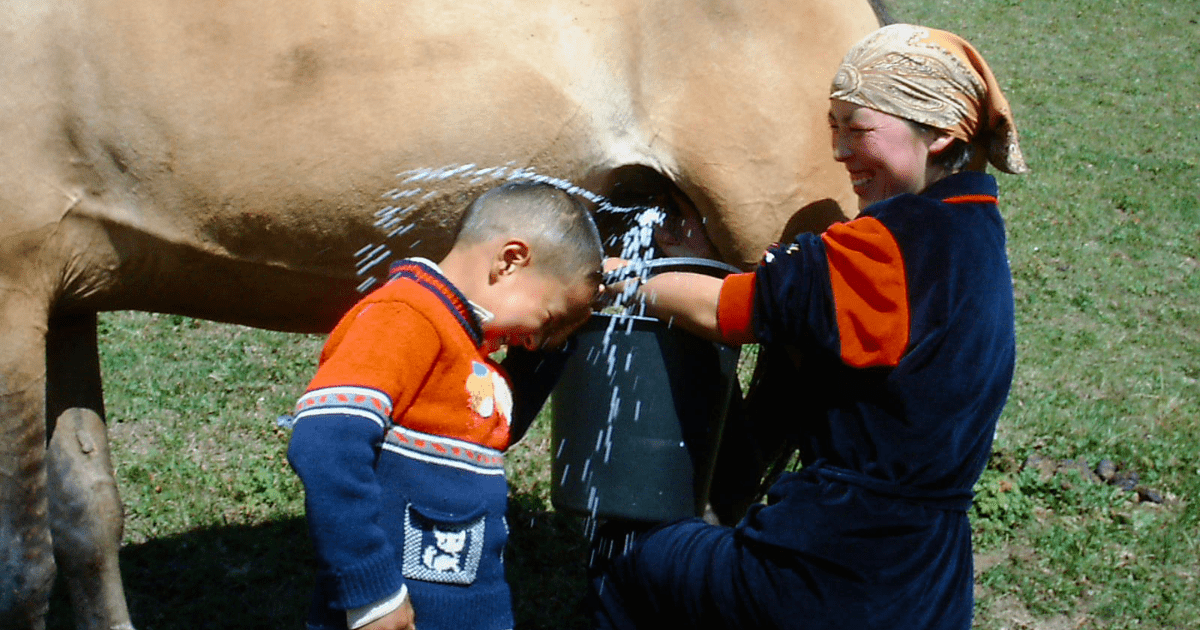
[347,585,408,629]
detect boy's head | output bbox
[446,181,604,352]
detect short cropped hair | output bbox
[455,181,603,282]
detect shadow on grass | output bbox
[46,517,312,630]
[506,492,592,630]
[47,493,591,630]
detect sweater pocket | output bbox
[401,502,488,586]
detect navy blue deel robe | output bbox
[593,171,1015,630]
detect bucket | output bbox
[549,258,742,523]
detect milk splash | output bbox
[353,162,665,301]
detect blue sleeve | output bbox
[287,410,406,610]
[752,235,841,357]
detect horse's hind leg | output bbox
[46,314,133,630]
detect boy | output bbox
[287,181,603,630]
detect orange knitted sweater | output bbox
[301,259,512,451]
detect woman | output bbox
[592,24,1028,629]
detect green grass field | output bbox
[47,1,1199,628]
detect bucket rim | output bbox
[603,257,741,284]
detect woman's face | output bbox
[829,99,951,210]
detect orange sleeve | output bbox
[308,302,441,413]
[821,217,910,367]
[717,272,758,345]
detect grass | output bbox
[45,0,1200,628]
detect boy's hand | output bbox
[360,599,415,630]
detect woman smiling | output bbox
[593,24,1028,630]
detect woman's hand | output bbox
[600,257,641,308]
[600,257,728,343]
[603,257,628,273]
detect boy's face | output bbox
[482,269,599,353]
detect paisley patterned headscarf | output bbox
[830,24,1029,174]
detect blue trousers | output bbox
[590,519,868,630]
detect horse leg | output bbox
[45,314,133,630]
[0,300,53,630]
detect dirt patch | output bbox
[981,593,1090,630]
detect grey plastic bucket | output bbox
[549,258,741,523]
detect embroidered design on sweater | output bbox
[383,425,506,475]
[424,528,466,572]
[465,361,513,428]
[402,505,486,585]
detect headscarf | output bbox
[830,24,1028,174]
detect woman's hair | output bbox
[455,181,603,281]
[907,119,977,174]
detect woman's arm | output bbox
[636,271,727,343]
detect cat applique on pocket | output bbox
[401,503,486,585]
